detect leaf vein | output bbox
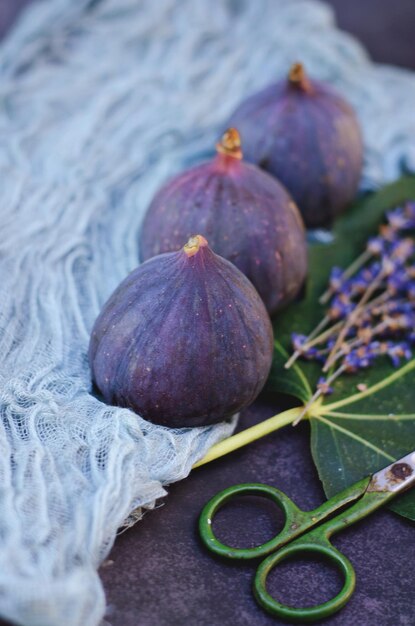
[322,411,415,421]
[274,341,313,399]
[321,359,415,412]
[313,414,395,462]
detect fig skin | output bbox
[139,129,307,315]
[89,235,274,428]
[227,63,364,228]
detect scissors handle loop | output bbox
[254,536,355,622]
[199,483,304,560]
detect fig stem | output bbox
[288,62,313,93]
[192,406,304,468]
[216,128,243,160]
[183,234,208,257]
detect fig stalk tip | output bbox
[288,62,313,93]
[183,234,208,257]
[216,128,243,160]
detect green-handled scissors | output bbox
[199,450,415,623]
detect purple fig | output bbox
[139,128,307,315]
[227,62,364,228]
[89,235,274,428]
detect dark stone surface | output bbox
[1,2,415,626]
[99,400,415,626]
[328,0,415,68]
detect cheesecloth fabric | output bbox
[1,1,415,625]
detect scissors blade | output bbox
[368,450,415,494]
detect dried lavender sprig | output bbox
[285,290,390,370]
[319,204,415,305]
[284,314,334,369]
[287,201,415,422]
[323,246,415,371]
[293,340,386,426]
[323,257,398,372]
[319,249,373,304]
[288,201,415,379]
[325,311,415,367]
[292,365,346,425]
[294,319,345,351]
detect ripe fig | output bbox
[227,62,364,228]
[139,128,307,315]
[89,235,274,428]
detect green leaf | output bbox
[268,176,415,521]
[268,341,313,404]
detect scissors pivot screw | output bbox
[388,463,413,482]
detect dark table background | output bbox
[1,2,415,626]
